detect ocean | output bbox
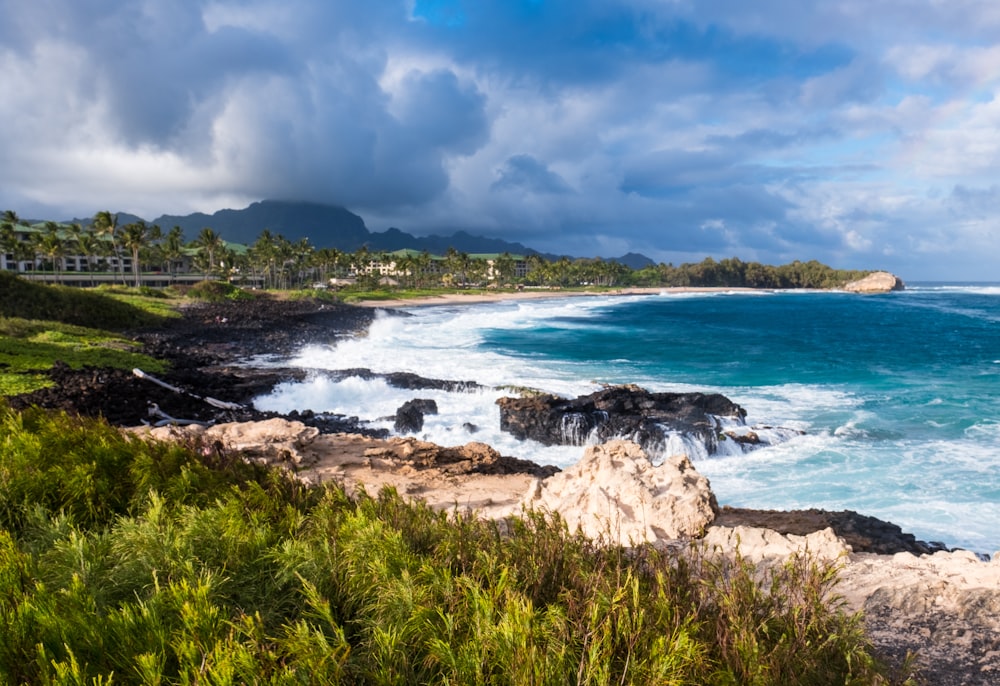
[254,284,1000,554]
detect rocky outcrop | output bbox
[701,524,850,562]
[142,418,323,467]
[838,550,1000,685]
[497,385,753,457]
[358,438,560,478]
[715,506,949,556]
[137,419,559,479]
[843,271,905,293]
[521,440,718,545]
[394,398,438,433]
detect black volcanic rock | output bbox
[496,385,747,455]
[714,507,950,556]
[394,398,439,434]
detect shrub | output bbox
[187,280,255,302]
[0,404,912,684]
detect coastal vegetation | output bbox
[0,403,909,684]
[2,209,872,292]
[0,273,173,395]
[0,266,913,683]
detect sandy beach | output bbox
[350,286,750,308]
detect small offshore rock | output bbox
[843,271,905,294]
[394,398,439,434]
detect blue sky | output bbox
[2,0,999,279]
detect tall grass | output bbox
[0,274,177,395]
[0,402,914,684]
[0,272,169,330]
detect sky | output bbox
[2,1,999,279]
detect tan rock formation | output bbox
[843,271,905,293]
[520,440,718,545]
[142,417,323,466]
[700,524,850,562]
[131,420,1000,683]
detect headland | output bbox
[10,289,999,684]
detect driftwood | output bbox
[145,403,214,428]
[132,368,244,411]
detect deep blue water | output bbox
[258,284,1000,553]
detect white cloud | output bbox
[3,0,1000,277]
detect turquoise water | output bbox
[257,285,1000,553]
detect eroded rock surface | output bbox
[521,440,718,545]
[843,271,905,293]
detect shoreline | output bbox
[350,285,758,308]
[12,288,1000,682]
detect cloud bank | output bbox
[2,0,999,278]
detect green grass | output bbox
[0,317,168,395]
[0,274,178,396]
[0,403,916,684]
[0,272,173,330]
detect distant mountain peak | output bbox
[67,199,655,266]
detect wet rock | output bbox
[327,368,483,392]
[394,398,438,433]
[496,384,747,456]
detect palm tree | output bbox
[93,211,125,285]
[526,254,549,286]
[195,227,224,278]
[493,252,516,286]
[250,230,277,289]
[273,235,294,289]
[161,226,185,282]
[35,222,67,283]
[292,237,313,288]
[76,234,102,286]
[0,222,16,271]
[121,220,151,287]
[313,247,342,284]
[2,210,26,227]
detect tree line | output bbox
[1,209,871,290]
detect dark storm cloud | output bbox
[492,155,573,195]
[3,0,1000,278]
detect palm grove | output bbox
[0,210,871,291]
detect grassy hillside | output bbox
[0,404,910,684]
[0,272,173,329]
[0,273,174,395]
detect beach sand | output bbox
[350,286,750,308]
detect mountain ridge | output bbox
[65,199,653,266]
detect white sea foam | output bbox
[251,293,1000,553]
[908,283,1000,295]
